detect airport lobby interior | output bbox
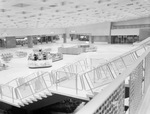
[0,0,150,114]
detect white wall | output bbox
[67,22,111,36]
[0,22,111,37]
[111,29,139,35]
[0,28,65,37]
[112,17,150,26]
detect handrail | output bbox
[16,72,49,88]
[1,37,150,108]
[79,46,141,78]
[76,48,150,114]
[133,37,150,46]
[5,72,37,85]
[5,71,48,87]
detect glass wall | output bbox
[111,35,139,44]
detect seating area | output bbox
[1,53,13,63]
[78,44,97,53]
[58,44,97,55]
[28,49,52,68]
[50,53,63,62]
[16,51,28,58]
[0,60,7,71]
[58,46,82,55]
[28,49,63,68]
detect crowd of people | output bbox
[28,49,51,61]
[0,60,7,71]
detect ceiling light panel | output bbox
[0,0,150,28]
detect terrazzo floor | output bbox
[0,40,137,84]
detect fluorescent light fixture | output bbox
[70,30,76,33]
[24,37,27,40]
[37,37,41,40]
[1,32,8,37]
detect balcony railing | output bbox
[0,37,150,108]
[76,45,150,114]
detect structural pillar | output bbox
[64,28,70,43]
[27,36,33,48]
[108,22,112,44]
[63,34,67,43]
[5,37,16,48]
[91,36,94,44]
[89,34,94,44]
[50,36,53,43]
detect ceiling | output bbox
[0,0,150,28]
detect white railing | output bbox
[0,37,150,108]
[76,46,150,114]
[54,45,147,92]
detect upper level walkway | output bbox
[76,38,150,114]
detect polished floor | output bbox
[0,40,137,85]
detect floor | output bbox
[0,40,137,85]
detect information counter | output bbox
[28,49,52,69]
[28,59,52,69]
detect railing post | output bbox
[56,71,58,90]
[28,82,36,98]
[135,51,139,58]
[143,45,147,51]
[49,72,53,85]
[107,64,115,79]
[131,52,137,61]
[120,57,127,68]
[83,74,94,94]
[80,74,85,90]
[76,74,78,94]
[101,65,108,78]
[109,62,118,78]
[12,87,14,103]
[0,85,2,99]
[93,69,96,83]
[113,60,121,75]
[15,88,23,101]
[41,75,50,92]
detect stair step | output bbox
[25,99,33,103]
[18,102,25,107]
[86,93,94,98]
[30,97,38,102]
[39,93,47,98]
[43,91,51,96]
[44,91,52,96]
[34,94,43,100]
[22,100,29,105]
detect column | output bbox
[51,36,54,42]
[27,36,33,48]
[66,29,70,42]
[63,34,66,43]
[5,37,16,48]
[45,36,48,43]
[91,36,94,44]
[89,34,94,44]
[108,22,112,44]
[64,28,70,43]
